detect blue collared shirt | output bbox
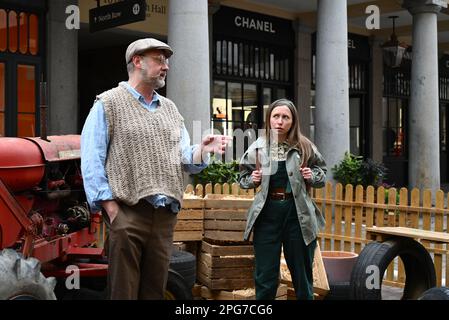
[81,81,208,213]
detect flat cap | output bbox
[125,38,173,64]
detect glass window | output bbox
[17,64,36,137]
[275,59,279,80]
[249,45,254,78]
[263,87,272,124]
[213,39,292,82]
[17,113,35,137]
[0,10,6,52]
[19,12,28,54]
[0,62,4,136]
[228,41,233,75]
[0,112,4,137]
[383,97,406,157]
[212,80,226,135]
[229,82,242,123]
[349,97,361,155]
[310,90,316,143]
[18,64,35,113]
[0,62,4,112]
[215,41,221,74]
[29,14,39,55]
[243,83,257,131]
[8,11,18,53]
[222,41,227,75]
[277,88,286,100]
[284,59,289,82]
[244,44,249,77]
[233,43,238,75]
[239,43,244,77]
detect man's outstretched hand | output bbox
[201,135,232,155]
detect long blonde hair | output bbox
[264,99,314,166]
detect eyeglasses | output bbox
[141,54,169,66]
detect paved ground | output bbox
[382,284,404,300]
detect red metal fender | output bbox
[26,135,80,162]
[43,262,108,278]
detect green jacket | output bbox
[239,137,327,245]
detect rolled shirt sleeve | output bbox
[180,125,210,174]
[80,100,114,211]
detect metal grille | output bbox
[383,67,410,98]
[440,75,449,102]
[349,62,367,92]
[213,38,291,82]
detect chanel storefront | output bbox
[211,6,295,148]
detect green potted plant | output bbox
[332,152,387,188]
[191,156,240,187]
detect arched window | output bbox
[0,9,39,56]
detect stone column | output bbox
[47,0,78,134]
[369,36,384,163]
[167,0,210,145]
[293,20,313,139]
[403,0,446,192]
[315,0,350,180]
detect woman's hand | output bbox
[251,169,262,184]
[300,166,313,181]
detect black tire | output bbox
[350,238,436,300]
[54,276,107,300]
[169,250,196,289]
[324,281,351,300]
[0,249,56,300]
[165,269,192,300]
[418,287,449,300]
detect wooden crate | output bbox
[197,240,255,290]
[192,283,203,300]
[200,284,287,300]
[203,194,254,244]
[173,195,204,242]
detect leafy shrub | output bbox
[332,152,387,188]
[192,157,239,186]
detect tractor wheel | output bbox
[0,249,56,300]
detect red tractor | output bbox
[0,135,107,299]
[0,135,196,300]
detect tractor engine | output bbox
[0,135,98,262]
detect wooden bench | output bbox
[366,226,449,244]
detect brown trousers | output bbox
[103,200,177,299]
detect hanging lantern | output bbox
[382,16,409,68]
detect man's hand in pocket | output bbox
[102,200,120,224]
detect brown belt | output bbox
[269,188,293,200]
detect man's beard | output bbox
[141,70,165,89]
[140,62,165,89]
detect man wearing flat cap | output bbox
[81,38,230,299]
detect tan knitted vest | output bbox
[98,83,184,206]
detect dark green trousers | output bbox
[253,198,316,300]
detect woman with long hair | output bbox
[239,98,327,300]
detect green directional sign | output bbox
[89,0,147,33]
